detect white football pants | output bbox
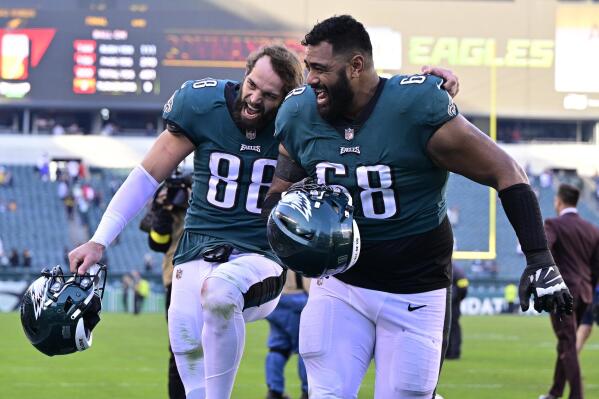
[168,252,284,399]
[300,277,448,399]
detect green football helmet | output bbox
[267,183,361,278]
[20,264,107,356]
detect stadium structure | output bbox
[0,0,598,317]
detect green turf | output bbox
[2,312,598,399]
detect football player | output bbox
[68,43,459,398]
[264,15,573,399]
[69,45,303,399]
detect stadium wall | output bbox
[1,134,597,176]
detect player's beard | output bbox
[315,69,354,123]
[232,92,276,132]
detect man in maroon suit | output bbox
[540,184,599,399]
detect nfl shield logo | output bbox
[175,268,183,280]
[246,129,256,140]
[344,127,354,141]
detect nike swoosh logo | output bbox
[408,304,427,312]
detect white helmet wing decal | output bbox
[281,191,313,222]
[29,277,49,320]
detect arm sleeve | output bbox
[91,165,160,247]
[274,152,307,182]
[498,183,555,270]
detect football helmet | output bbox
[20,264,107,356]
[267,182,361,278]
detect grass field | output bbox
[1,312,598,399]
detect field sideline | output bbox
[1,313,598,399]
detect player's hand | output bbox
[421,65,459,98]
[68,241,105,275]
[518,265,573,315]
[286,177,316,193]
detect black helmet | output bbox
[267,183,361,278]
[20,264,107,356]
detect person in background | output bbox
[576,282,599,354]
[144,253,154,273]
[36,153,49,182]
[122,273,133,313]
[504,282,518,314]
[132,270,150,315]
[445,264,468,360]
[9,248,19,267]
[265,271,309,399]
[0,236,7,267]
[145,172,190,399]
[539,184,599,399]
[52,122,65,136]
[22,249,32,267]
[0,166,13,187]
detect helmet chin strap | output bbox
[75,317,93,351]
[349,219,361,268]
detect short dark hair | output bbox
[302,15,372,59]
[246,45,304,96]
[557,183,579,206]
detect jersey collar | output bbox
[330,77,387,140]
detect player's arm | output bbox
[427,116,573,315]
[427,115,524,189]
[261,143,308,219]
[69,129,195,274]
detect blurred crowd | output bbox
[0,236,32,268]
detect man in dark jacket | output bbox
[446,264,468,359]
[540,184,599,399]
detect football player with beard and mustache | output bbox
[68,45,302,399]
[265,15,573,399]
[67,41,459,398]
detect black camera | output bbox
[163,172,192,209]
[139,171,192,234]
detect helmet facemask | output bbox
[267,184,361,278]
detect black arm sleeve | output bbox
[274,152,307,182]
[261,192,282,220]
[165,121,184,133]
[499,183,554,269]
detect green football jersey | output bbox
[275,75,458,242]
[162,79,278,264]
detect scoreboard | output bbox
[0,0,303,110]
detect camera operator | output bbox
[142,170,191,399]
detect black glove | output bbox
[286,177,316,193]
[519,263,573,315]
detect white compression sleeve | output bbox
[91,165,160,247]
